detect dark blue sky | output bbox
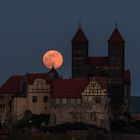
[0,0,139,96]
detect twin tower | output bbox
[71,26,130,116]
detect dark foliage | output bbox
[12,113,50,130]
[110,118,140,134]
[42,122,106,134]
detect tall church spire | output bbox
[71,27,89,43]
[71,25,89,79]
[108,27,125,43]
[78,20,82,27]
[108,27,125,115]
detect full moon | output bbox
[43,50,63,69]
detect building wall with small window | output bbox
[27,78,51,114]
[82,79,110,129]
[13,96,27,120]
[0,77,109,130]
[50,97,109,130]
[0,78,52,122]
[50,98,82,125]
[50,79,110,130]
[0,95,14,123]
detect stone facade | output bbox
[27,78,51,114]
[0,26,131,131]
[50,79,110,129]
[0,75,110,130]
[71,27,131,116]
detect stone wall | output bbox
[13,96,27,120]
[50,97,110,130]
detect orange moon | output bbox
[43,50,63,69]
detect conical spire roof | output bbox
[72,27,89,43]
[108,28,125,43]
[48,66,59,79]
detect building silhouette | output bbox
[0,25,131,130]
[71,26,130,116]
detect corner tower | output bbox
[71,26,89,79]
[108,27,125,115]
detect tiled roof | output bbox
[0,72,52,94]
[71,27,89,43]
[108,28,125,43]
[124,70,131,84]
[0,75,23,94]
[51,77,107,98]
[88,57,108,66]
[0,71,129,96]
[52,79,89,98]
[26,72,51,84]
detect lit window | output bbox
[32,96,37,103]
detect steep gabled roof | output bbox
[108,28,125,43]
[0,72,52,95]
[52,79,89,98]
[51,77,107,98]
[26,72,51,84]
[48,66,59,79]
[88,57,108,66]
[71,27,89,43]
[0,75,23,94]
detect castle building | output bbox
[0,26,131,130]
[71,26,131,116]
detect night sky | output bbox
[0,1,140,96]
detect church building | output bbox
[0,25,131,130]
[71,26,131,116]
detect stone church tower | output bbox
[71,25,130,116]
[71,27,89,79]
[108,28,125,115]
